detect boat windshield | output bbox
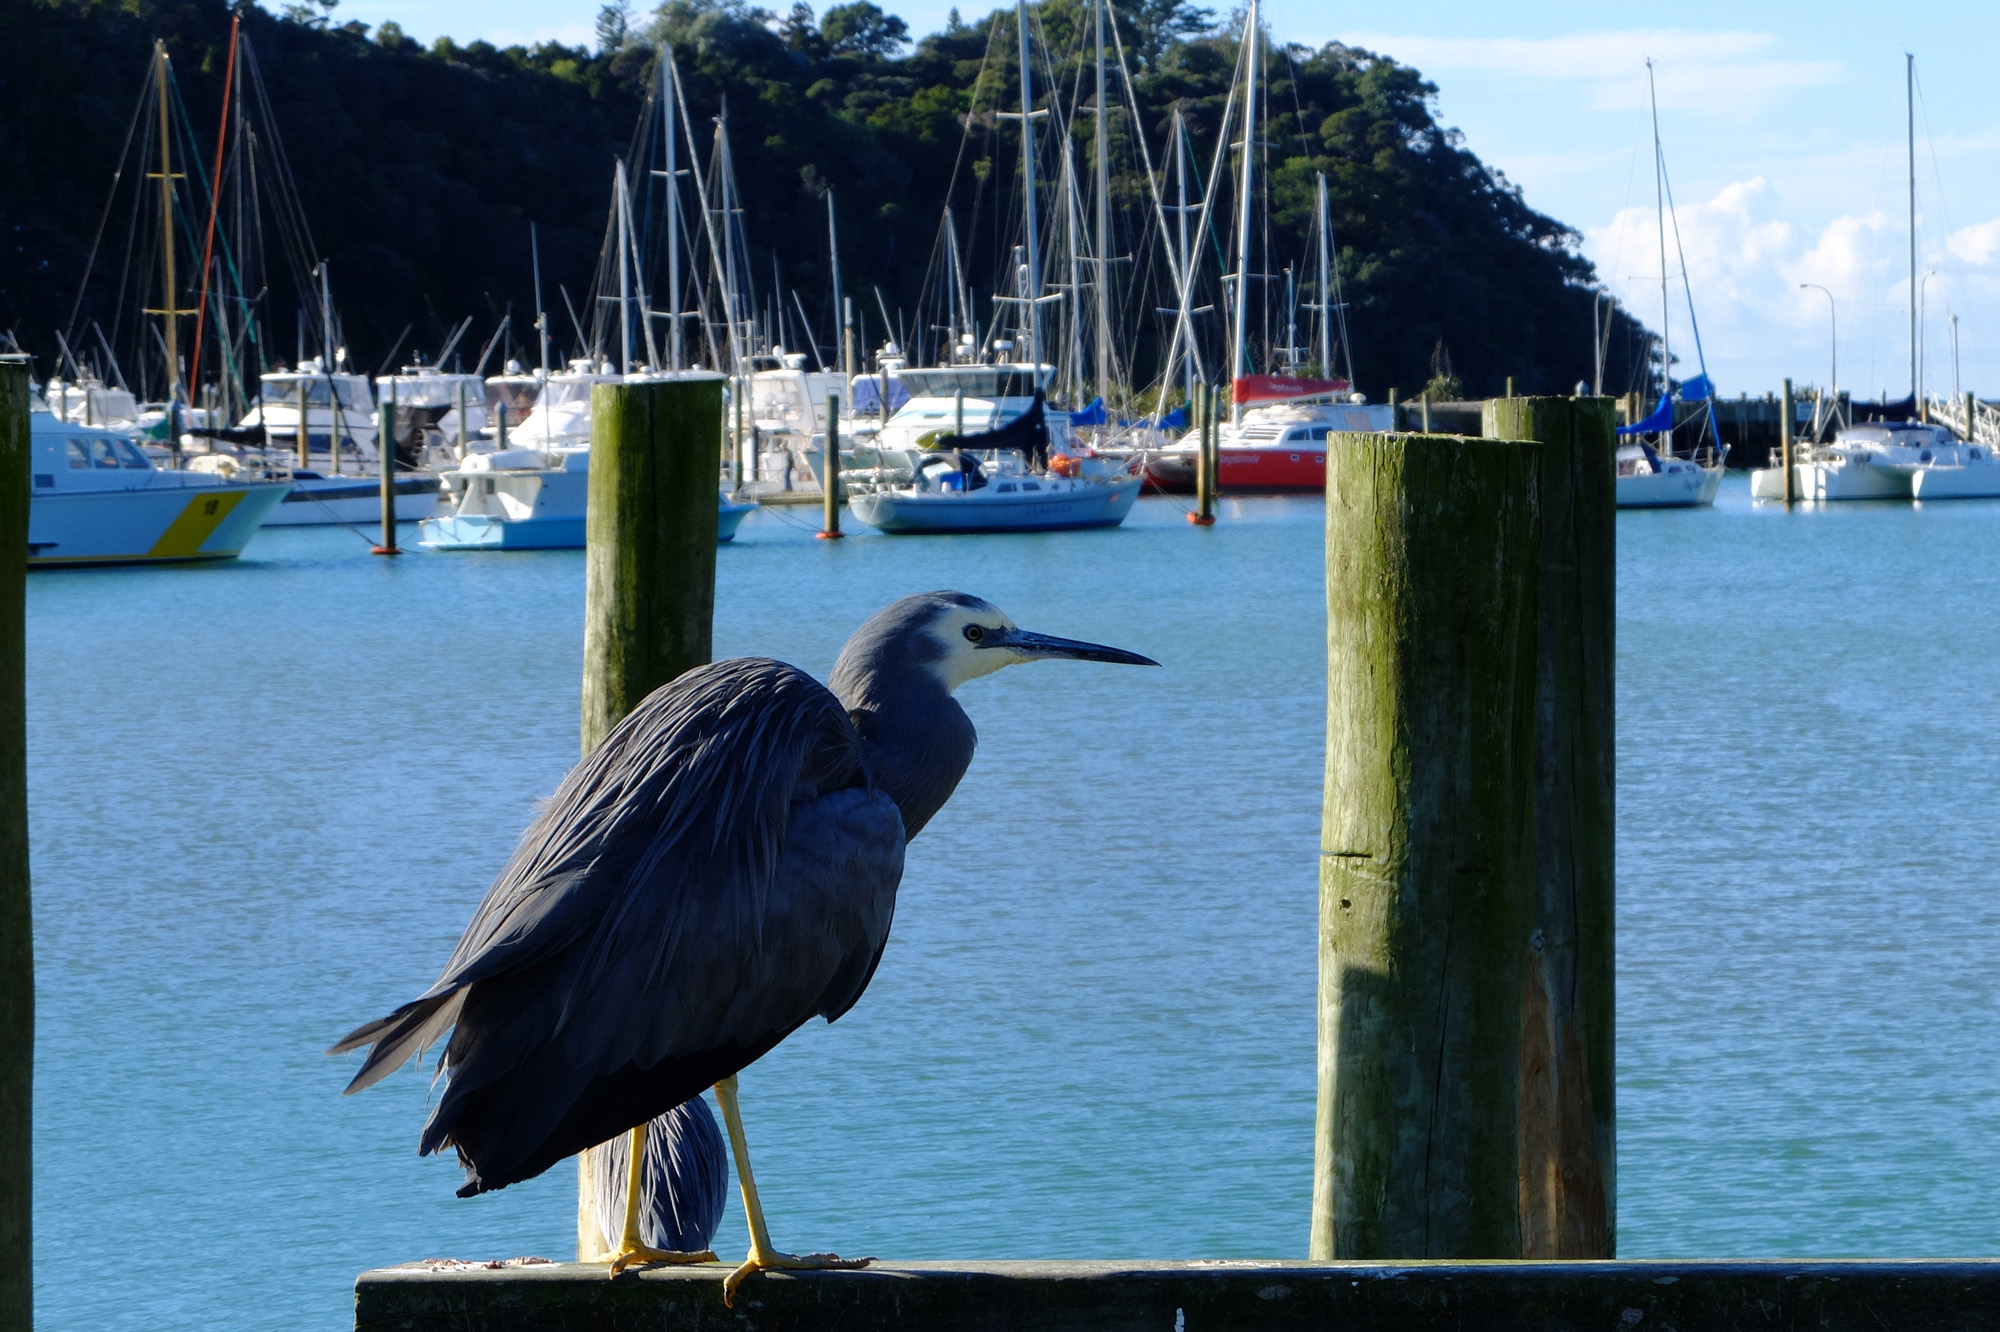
[897,366,1050,398]
[64,435,151,469]
[263,374,371,409]
[486,379,542,414]
[379,375,484,408]
[538,379,604,408]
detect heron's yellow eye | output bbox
[963,624,985,643]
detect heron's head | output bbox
[833,591,1158,701]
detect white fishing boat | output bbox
[417,444,756,550]
[1750,421,1998,501]
[744,349,847,497]
[28,396,288,567]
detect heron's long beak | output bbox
[989,627,1159,667]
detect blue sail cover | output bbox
[1616,394,1676,437]
[1069,397,1107,426]
[850,376,910,414]
[1156,406,1187,431]
[1679,373,1714,401]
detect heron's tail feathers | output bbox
[328,991,467,1095]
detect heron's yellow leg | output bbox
[606,1122,719,1277]
[713,1074,871,1306]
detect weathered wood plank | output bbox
[357,1259,2000,1332]
[0,363,31,1331]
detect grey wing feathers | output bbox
[332,658,869,1094]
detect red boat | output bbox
[1145,378,1391,494]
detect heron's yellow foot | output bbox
[722,1248,872,1305]
[606,1243,718,1277]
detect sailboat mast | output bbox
[153,42,184,401]
[1016,0,1042,368]
[1174,110,1193,402]
[1229,0,1257,423]
[615,158,634,375]
[1316,172,1332,378]
[944,205,963,356]
[828,190,851,376]
[663,47,683,371]
[1908,52,1917,404]
[319,262,335,372]
[1648,60,1669,407]
[1093,0,1110,408]
[717,108,746,375]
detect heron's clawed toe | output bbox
[606,1245,718,1278]
[722,1250,873,1304]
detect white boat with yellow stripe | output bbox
[29,407,289,568]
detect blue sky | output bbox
[324,0,2000,397]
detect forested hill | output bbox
[0,0,1647,402]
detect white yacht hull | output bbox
[849,476,1141,534]
[262,474,442,526]
[1749,463,1910,501]
[1617,463,1724,509]
[1909,465,2000,499]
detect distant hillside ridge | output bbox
[0,0,1651,401]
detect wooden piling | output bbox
[1483,396,1617,1258]
[1419,395,1432,433]
[577,374,724,1257]
[1779,379,1796,504]
[1385,388,1398,431]
[295,376,309,470]
[1313,431,1541,1260]
[0,364,29,1330]
[819,394,844,540]
[373,382,399,555]
[1190,384,1216,525]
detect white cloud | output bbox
[1337,28,1841,118]
[1949,219,2000,267]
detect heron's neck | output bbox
[837,677,976,840]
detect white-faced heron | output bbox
[591,1098,728,1258]
[332,591,1156,1300]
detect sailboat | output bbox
[1143,0,1389,495]
[420,51,754,550]
[843,0,1141,534]
[1612,61,1725,509]
[1750,54,2000,502]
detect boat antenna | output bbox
[531,222,549,376]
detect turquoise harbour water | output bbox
[26,479,2000,1327]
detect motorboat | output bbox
[28,394,289,566]
[504,359,620,449]
[1750,422,1998,501]
[846,393,1139,534]
[1617,438,1726,508]
[40,375,142,432]
[846,363,1072,481]
[1144,377,1389,492]
[418,445,756,550]
[743,349,848,499]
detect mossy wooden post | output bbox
[373,382,399,555]
[1313,431,1540,1260]
[1190,385,1216,525]
[1483,395,1617,1258]
[1778,379,1796,503]
[819,394,844,540]
[576,375,723,1260]
[0,366,28,1327]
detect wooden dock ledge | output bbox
[357,1258,2000,1330]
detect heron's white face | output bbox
[923,602,1023,693]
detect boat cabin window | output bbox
[263,375,370,409]
[539,380,599,408]
[67,436,144,469]
[1286,427,1319,442]
[486,380,541,414]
